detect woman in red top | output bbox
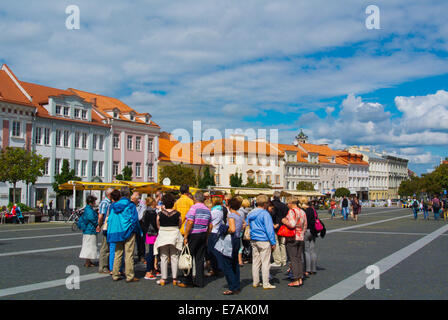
[282,197,307,287]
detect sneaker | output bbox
[252,283,262,288]
[156,279,166,286]
[270,263,282,268]
[263,284,276,290]
[144,274,157,280]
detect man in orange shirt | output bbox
[174,184,194,236]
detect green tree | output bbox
[159,164,197,187]
[52,159,81,202]
[244,177,272,189]
[335,187,351,198]
[296,181,315,191]
[115,166,133,181]
[198,166,215,189]
[230,172,243,187]
[0,147,45,204]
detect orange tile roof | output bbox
[69,88,160,128]
[277,143,308,163]
[299,143,340,156]
[158,132,207,165]
[197,139,284,157]
[20,81,108,127]
[0,66,35,108]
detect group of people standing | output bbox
[78,186,324,294]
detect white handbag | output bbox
[178,244,193,276]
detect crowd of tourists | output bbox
[76,185,326,294]
[409,195,448,221]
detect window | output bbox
[136,136,141,151]
[98,135,104,150]
[55,130,62,146]
[92,134,97,150]
[12,121,21,137]
[75,160,80,176]
[148,164,153,178]
[113,111,118,119]
[148,138,153,152]
[82,133,87,149]
[63,130,70,147]
[276,175,280,184]
[215,175,220,185]
[127,135,133,150]
[92,161,97,177]
[266,175,271,184]
[34,127,42,144]
[75,132,81,148]
[136,162,141,177]
[130,113,134,121]
[55,105,61,115]
[63,106,69,116]
[113,134,120,149]
[81,160,87,177]
[44,158,49,175]
[98,161,104,177]
[74,109,80,118]
[54,159,61,175]
[44,128,50,145]
[113,162,119,176]
[127,162,133,171]
[81,110,87,119]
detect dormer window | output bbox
[55,105,62,115]
[130,112,135,121]
[81,110,87,119]
[145,115,150,124]
[63,106,69,116]
[113,110,119,119]
[74,109,80,118]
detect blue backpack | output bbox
[77,213,87,232]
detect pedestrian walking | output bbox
[432,195,441,221]
[142,197,160,280]
[107,187,142,283]
[411,197,419,220]
[215,196,246,295]
[330,198,337,219]
[133,192,146,263]
[422,200,429,220]
[97,188,113,274]
[352,196,361,222]
[79,195,99,268]
[282,197,307,287]
[340,196,349,221]
[178,192,212,288]
[271,191,288,268]
[247,195,277,290]
[153,193,183,286]
[301,197,318,277]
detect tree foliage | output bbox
[198,166,215,189]
[399,164,448,197]
[296,181,315,191]
[335,187,351,198]
[115,166,133,181]
[52,159,81,198]
[244,177,272,189]
[230,172,243,187]
[0,147,46,204]
[159,164,197,187]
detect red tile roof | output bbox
[0,65,35,108]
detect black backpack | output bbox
[342,198,348,207]
[412,200,419,208]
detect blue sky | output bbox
[1,0,448,175]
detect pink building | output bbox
[70,89,160,182]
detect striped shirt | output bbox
[98,197,111,216]
[185,203,211,234]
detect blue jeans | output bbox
[215,236,241,292]
[330,209,335,218]
[434,209,440,220]
[423,209,428,219]
[342,207,349,220]
[412,208,418,220]
[109,242,124,272]
[145,244,155,272]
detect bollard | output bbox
[28,215,35,224]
